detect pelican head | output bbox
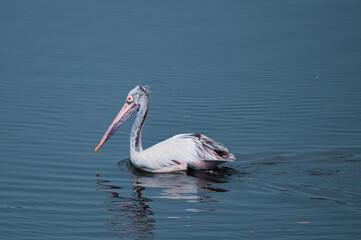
[95,86,149,152]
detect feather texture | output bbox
[131,133,235,173]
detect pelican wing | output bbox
[131,133,235,172]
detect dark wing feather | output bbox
[188,133,235,162]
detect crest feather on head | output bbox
[138,85,150,95]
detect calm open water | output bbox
[1,0,361,239]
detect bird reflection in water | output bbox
[96,160,235,238]
[96,175,155,238]
[127,162,230,202]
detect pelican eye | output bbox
[127,96,134,103]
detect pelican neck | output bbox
[130,102,148,154]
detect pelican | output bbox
[95,86,235,173]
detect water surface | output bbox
[1,0,361,239]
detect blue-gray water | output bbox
[1,1,361,239]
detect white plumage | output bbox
[132,133,234,173]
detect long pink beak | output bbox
[95,102,137,152]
